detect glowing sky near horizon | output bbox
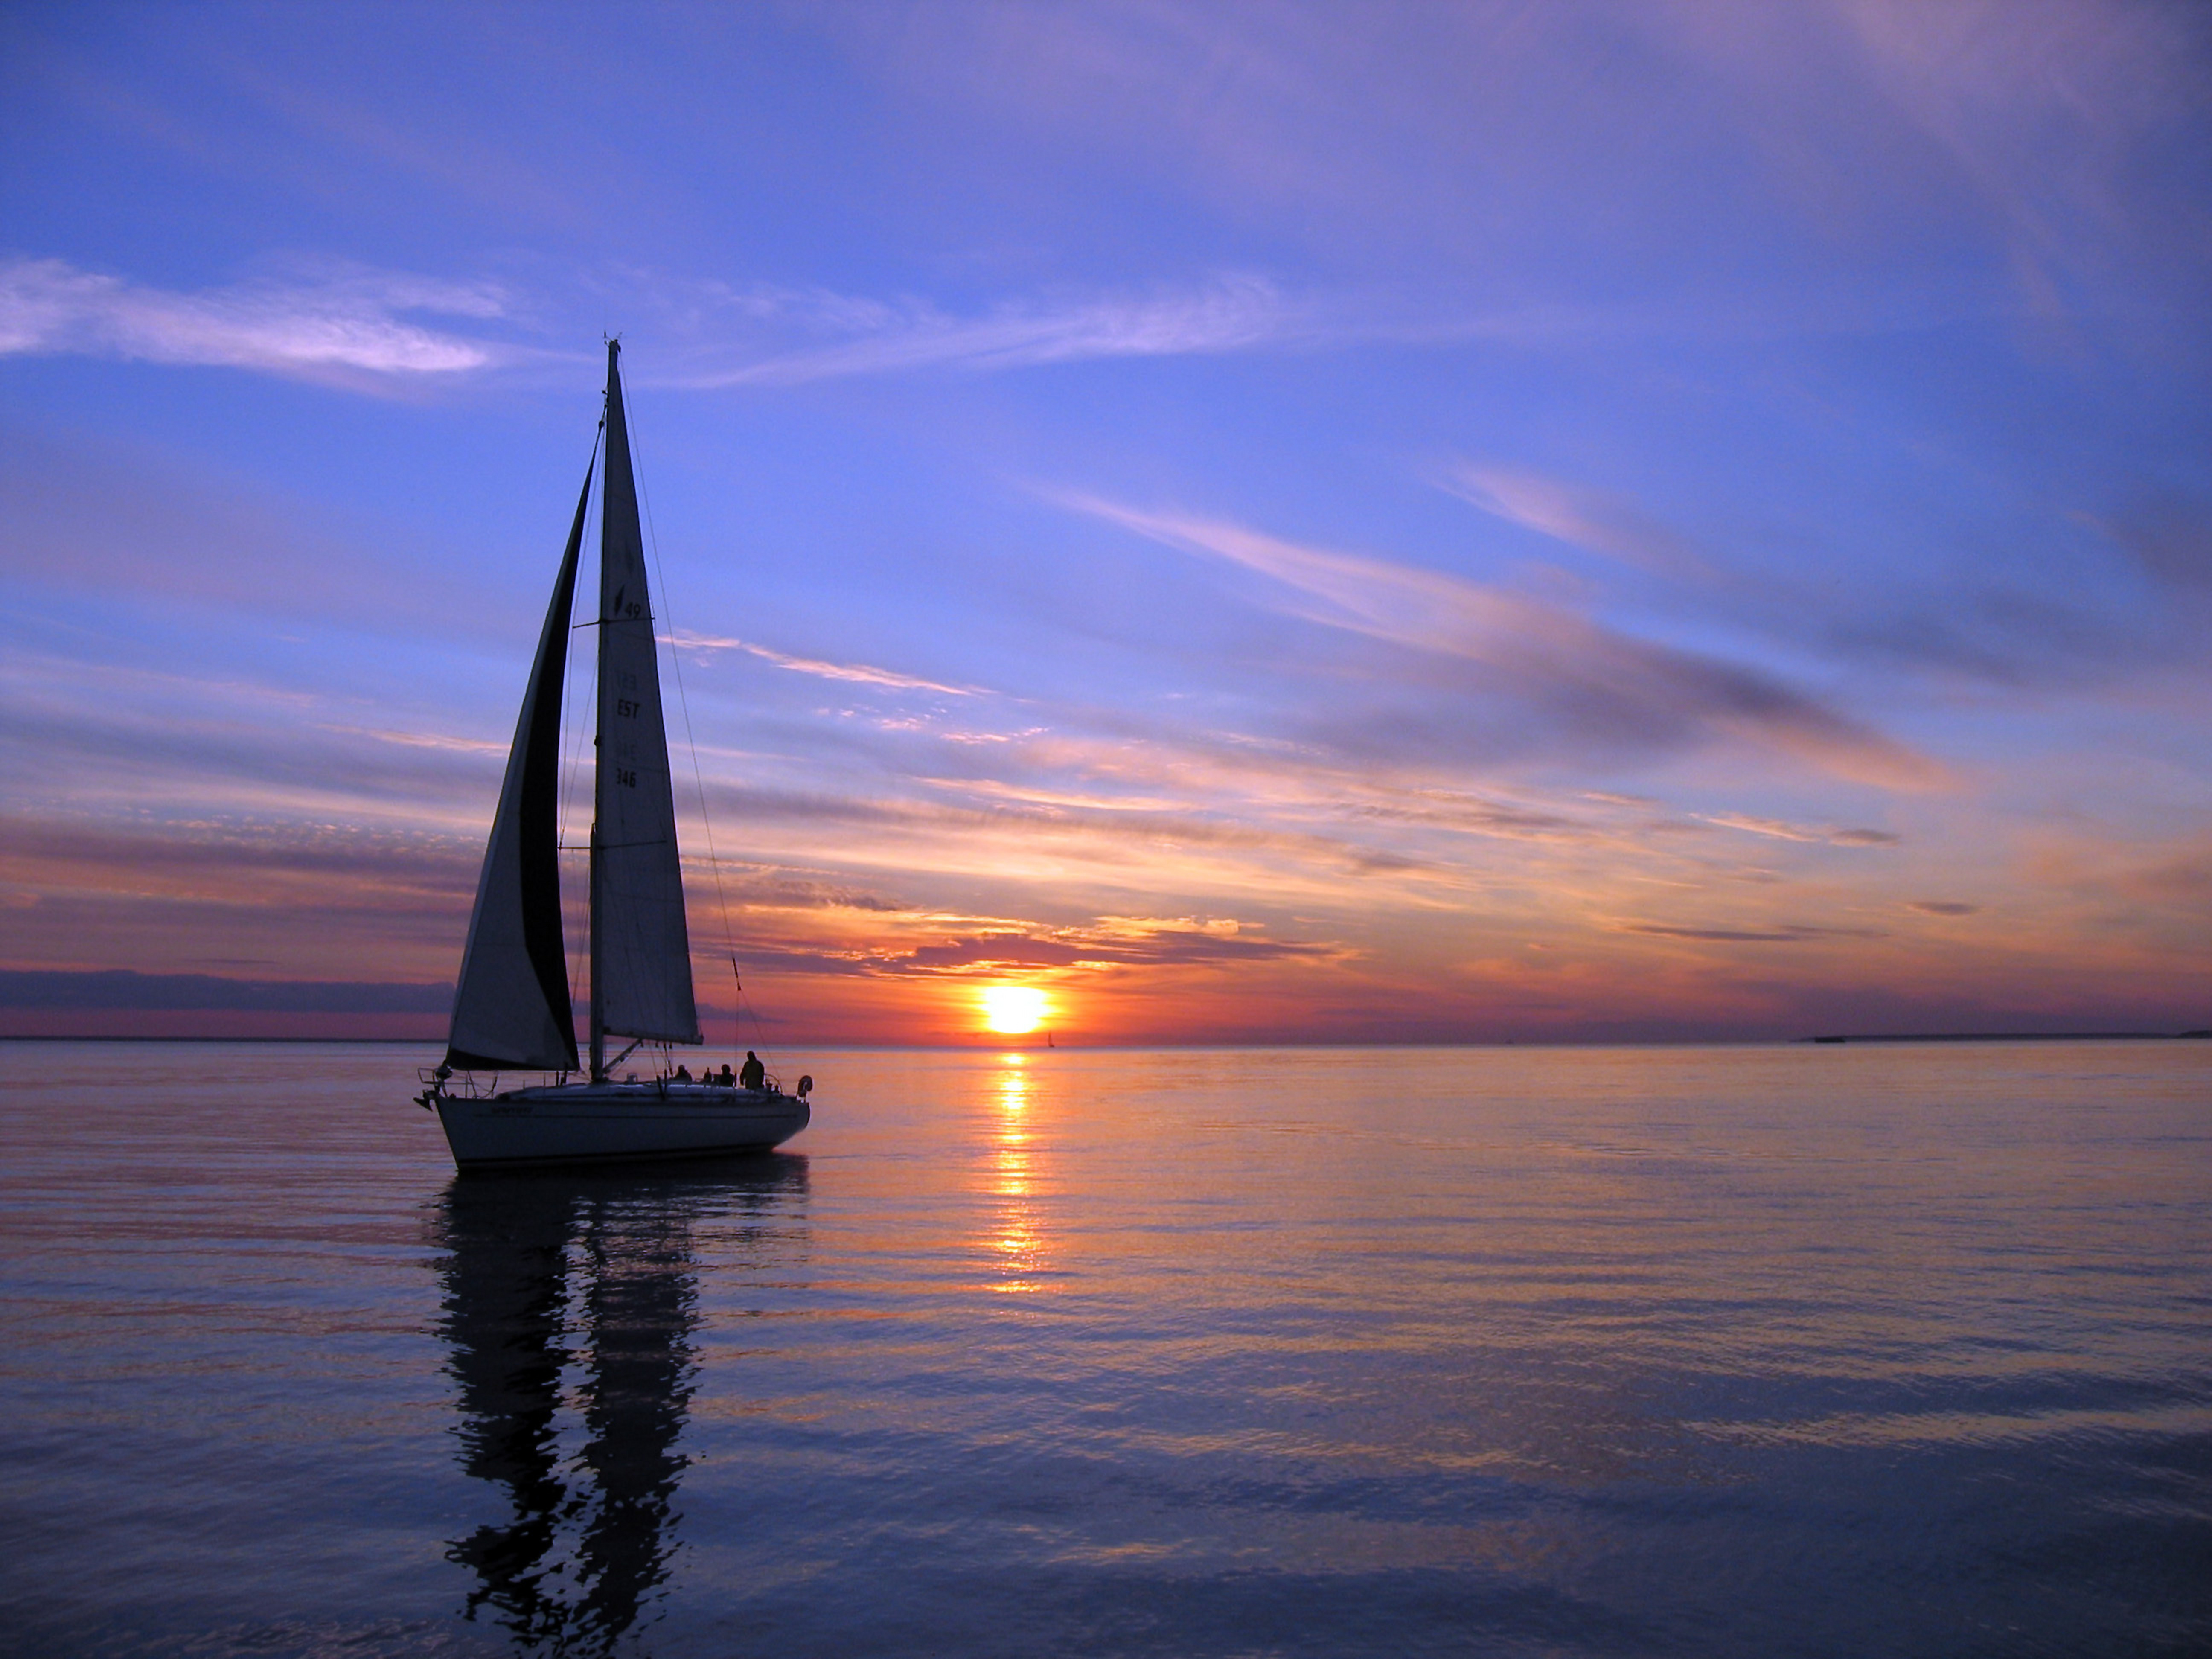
[2,1,2208,1044]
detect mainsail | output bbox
[445,458,593,1072]
[591,341,701,1052]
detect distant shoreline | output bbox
[1800,1031,2212,1045]
[3,1031,2206,1047]
[0,1034,441,1044]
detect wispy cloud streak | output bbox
[0,258,1427,390]
[1439,462,1711,578]
[674,633,983,696]
[1698,812,1900,847]
[668,274,1312,386]
[0,257,500,376]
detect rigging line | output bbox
[623,378,747,1062]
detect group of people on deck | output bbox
[669,1051,768,1091]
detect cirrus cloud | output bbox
[1059,494,1947,792]
[673,632,984,696]
[0,256,502,378]
[648,271,1436,387]
[1438,462,1712,579]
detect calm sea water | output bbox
[1,1040,2207,1657]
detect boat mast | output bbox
[588,339,617,1083]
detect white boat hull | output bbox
[432,1081,810,1170]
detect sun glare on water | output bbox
[981,985,1050,1035]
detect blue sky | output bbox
[3,1,2208,1042]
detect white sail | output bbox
[446,461,591,1072]
[591,343,701,1047]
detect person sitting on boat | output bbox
[674,1064,691,1082]
[716,1062,735,1087]
[739,1051,765,1090]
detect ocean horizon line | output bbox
[5,1031,2207,1049]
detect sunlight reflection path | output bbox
[990,1053,1046,1293]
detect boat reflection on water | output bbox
[429,1157,807,1653]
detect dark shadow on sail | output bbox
[430,1157,809,1655]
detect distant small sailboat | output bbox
[419,342,811,1169]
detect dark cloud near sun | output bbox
[902,934,1086,970]
[887,922,1336,975]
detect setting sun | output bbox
[979,985,1050,1035]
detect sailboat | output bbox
[419,341,812,1170]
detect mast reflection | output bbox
[431,1158,807,1653]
